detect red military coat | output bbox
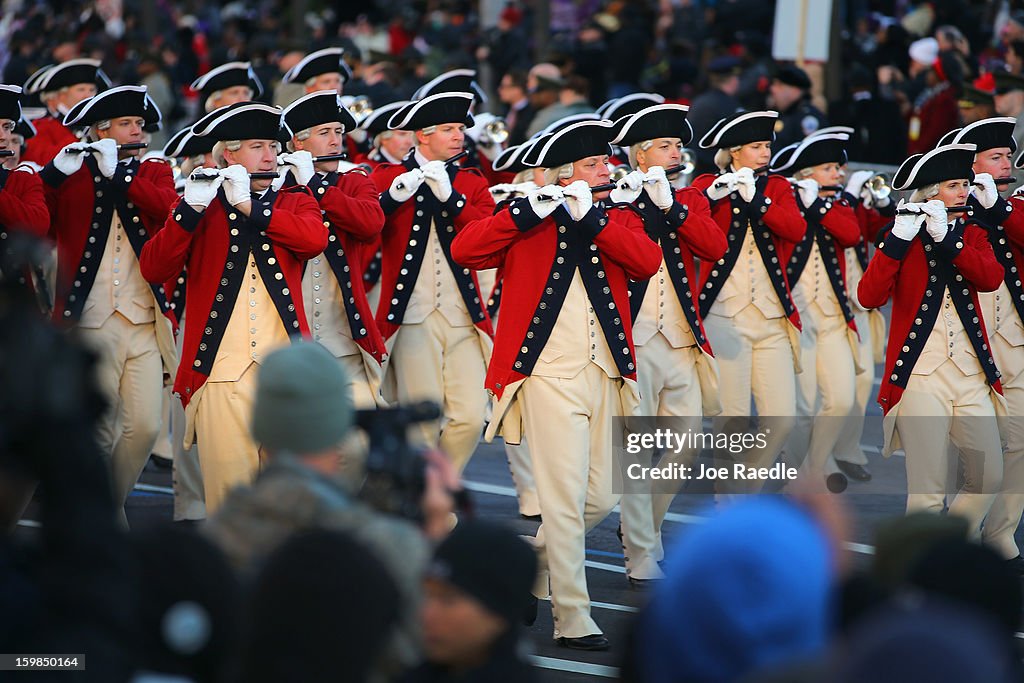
[23,115,78,167]
[40,156,178,323]
[858,217,1004,414]
[450,199,661,400]
[139,187,328,405]
[690,172,806,329]
[371,158,496,341]
[0,166,50,237]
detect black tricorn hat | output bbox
[0,84,22,121]
[892,143,977,190]
[993,70,1024,95]
[610,103,692,147]
[698,110,778,149]
[359,100,408,137]
[521,119,614,168]
[387,92,475,131]
[936,116,1017,154]
[163,125,216,158]
[282,48,352,85]
[192,101,291,143]
[30,58,110,94]
[769,133,849,174]
[412,68,487,105]
[596,92,665,121]
[15,116,36,140]
[190,61,264,100]
[492,139,542,173]
[63,85,162,130]
[283,90,358,136]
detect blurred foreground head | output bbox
[634,498,833,683]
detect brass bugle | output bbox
[68,142,148,154]
[714,164,770,189]
[896,205,972,216]
[0,150,13,157]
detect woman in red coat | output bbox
[858,142,1005,536]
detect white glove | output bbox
[421,160,452,202]
[892,199,926,240]
[972,172,999,209]
[706,171,738,201]
[844,170,874,199]
[513,181,538,196]
[735,166,756,203]
[335,160,360,174]
[794,178,820,207]
[526,185,565,219]
[562,180,593,221]
[184,169,223,210]
[919,199,949,241]
[388,168,424,203]
[490,183,517,201]
[609,170,644,204]
[52,142,89,176]
[220,164,251,208]
[91,138,118,179]
[280,150,315,186]
[644,166,674,210]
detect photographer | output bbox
[205,341,461,680]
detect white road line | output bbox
[528,655,619,678]
[585,559,626,574]
[16,519,40,528]
[134,483,174,495]
[542,597,639,614]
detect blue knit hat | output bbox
[637,497,833,683]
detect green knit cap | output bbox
[251,342,354,454]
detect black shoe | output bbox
[1006,556,1024,576]
[524,595,538,627]
[835,460,871,482]
[616,522,623,544]
[557,634,610,651]
[150,454,173,470]
[520,513,542,521]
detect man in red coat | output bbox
[938,118,1024,567]
[906,54,960,155]
[370,92,495,471]
[281,90,387,412]
[451,119,661,650]
[605,103,728,585]
[859,142,1005,536]
[140,101,328,513]
[39,85,177,523]
[23,59,109,166]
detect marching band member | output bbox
[607,103,727,584]
[23,59,110,165]
[370,92,495,471]
[40,85,178,523]
[139,101,328,513]
[859,142,1005,536]
[189,62,264,114]
[281,90,387,411]
[0,83,50,266]
[692,110,805,488]
[451,119,661,650]
[282,48,353,96]
[936,118,1024,564]
[770,133,862,482]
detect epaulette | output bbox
[14,163,38,174]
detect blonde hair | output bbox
[793,167,814,180]
[910,183,940,203]
[628,140,654,170]
[542,163,574,185]
[213,140,243,168]
[715,145,742,171]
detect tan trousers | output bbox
[521,364,623,639]
[895,361,1003,537]
[833,308,874,467]
[335,352,377,485]
[703,306,796,489]
[79,313,163,525]
[193,363,262,514]
[389,310,488,471]
[786,304,857,477]
[172,312,206,521]
[505,440,541,517]
[154,390,174,459]
[620,337,704,580]
[983,336,1024,558]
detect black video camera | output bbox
[355,401,441,522]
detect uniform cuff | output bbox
[39,163,68,188]
[172,200,203,233]
[508,197,543,232]
[666,200,689,228]
[936,224,965,259]
[578,205,609,240]
[248,196,274,232]
[440,190,467,219]
[878,231,912,260]
[112,163,136,190]
[379,190,402,215]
